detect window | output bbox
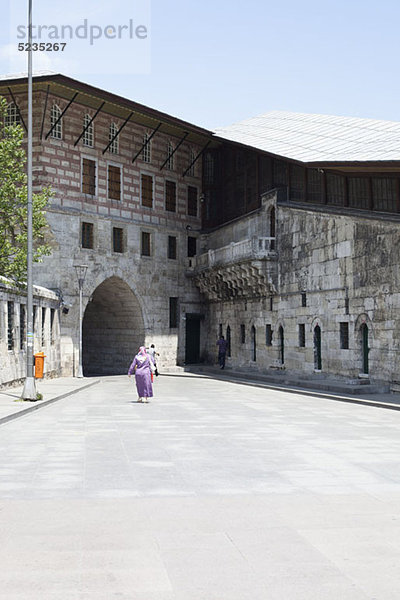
[240,324,245,344]
[20,304,26,350]
[188,186,198,217]
[326,173,346,205]
[219,324,223,338]
[166,141,174,171]
[266,324,272,346]
[7,301,14,350]
[108,122,119,154]
[251,325,256,361]
[290,164,305,202]
[349,177,370,210]
[168,235,177,259]
[301,293,307,307]
[142,133,151,163]
[113,227,124,253]
[141,231,151,256]
[165,180,177,212]
[340,322,349,349]
[270,297,273,311]
[41,307,46,347]
[345,297,349,315]
[299,324,306,348]
[108,165,121,201]
[187,236,197,257]
[50,308,55,345]
[82,158,96,195]
[307,169,323,204]
[204,152,215,184]
[50,104,62,139]
[81,222,94,249]
[141,174,153,208]
[83,114,94,147]
[226,325,231,357]
[372,178,397,212]
[5,102,21,127]
[169,297,178,328]
[187,149,196,177]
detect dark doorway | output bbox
[361,323,369,374]
[314,325,322,370]
[82,276,144,375]
[185,314,201,364]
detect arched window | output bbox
[226,325,231,357]
[50,104,62,139]
[83,114,94,147]
[360,323,369,375]
[251,325,256,361]
[5,102,21,127]
[108,122,119,154]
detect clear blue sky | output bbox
[2,0,400,129]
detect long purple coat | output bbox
[128,354,154,398]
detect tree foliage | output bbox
[0,96,52,282]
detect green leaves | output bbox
[0,96,52,282]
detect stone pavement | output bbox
[0,376,100,424]
[1,373,400,598]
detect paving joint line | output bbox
[0,379,101,426]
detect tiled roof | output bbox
[214,111,400,163]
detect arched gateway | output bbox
[82,277,145,375]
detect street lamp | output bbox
[21,0,36,400]
[74,264,88,378]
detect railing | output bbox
[187,237,276,271]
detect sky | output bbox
[2,0,400,130]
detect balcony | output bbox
[187,237,278,301]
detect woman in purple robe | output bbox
[128,346,155,403]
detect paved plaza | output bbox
[1,373,400,599]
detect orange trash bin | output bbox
[34,352,46,379]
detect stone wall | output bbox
[0,279,61,386]
[201,192,400,385]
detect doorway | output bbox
[185,314,201,364]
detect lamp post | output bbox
[74,264,88,378]
[21,0,36,400]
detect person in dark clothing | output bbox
[216,335,228,369]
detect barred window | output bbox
[348,177,370,210]
[20,304,26,350]
[142,133,151,163]
[273,160,288,187]
[165,180,177,212]
[5,102,21,127]
[299,323,305,347]
[83,114,94,147]
[169,297,178,328]
[306,169,323,204]
[81,222,94,249]
[7,301,14,350]
[168,235,177,259]
[141,174,153,208]
[289,164,305,202]
[204,152,215,184]
[187,236,197,257]
[340,322,349,349]
[82,158,96,195]
[188,186,198,217]
[187,149,196,177]
[108,122,119,154]
[166,141,174,170]
[50,308,55,345]
[226,325,231,357]
[41,307,46,347]
[372,178,397,212]
[141,231,151,256]
[326,173,346,205]
[240,324,245,344]
[50,104,62,139]
[266,324,272,346]
[301,293,307,307]
[113,227,124,253]
[108,165,121,201]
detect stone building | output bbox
[2,75,400,387]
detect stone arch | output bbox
[82,276,145,375]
